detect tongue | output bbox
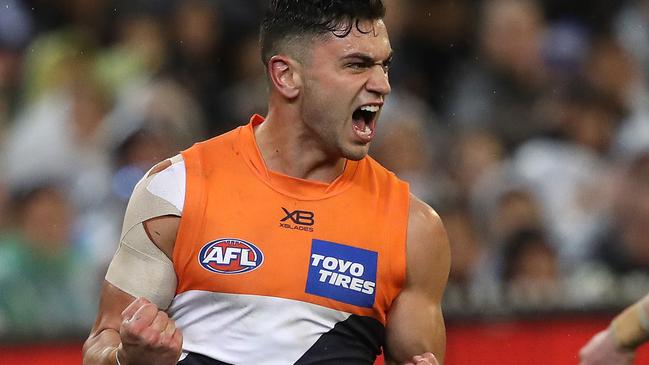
[353,116,366,129]
[355,123,372,138]
[352,114,372,140]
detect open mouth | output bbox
[352,105,379,142]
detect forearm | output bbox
[82,328,121,365]
[611,294,649,350]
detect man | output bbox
[579,294,649,364]
[82,1,450,364]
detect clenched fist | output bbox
[116,297,183,365]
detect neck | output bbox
[254,106,346,183]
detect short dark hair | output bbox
[260,0,386,65]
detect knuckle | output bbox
[120,322,138,337]
[127,328,146,340]
[123,317,145,332]
[142,303,158,312]
[143,331,160,346]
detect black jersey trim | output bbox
[293,314,385,365]
[177,352,233,365]
[177,315,384,365]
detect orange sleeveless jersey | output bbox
[169,115,409,365]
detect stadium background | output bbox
[2,0,649,363]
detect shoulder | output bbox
[123,155,186,239]
[407,194,446,245]
[120,156,186,260]
[146,154,185,181]
[143,155,186,213]
[405,194,450,291]
[183,126,244,157]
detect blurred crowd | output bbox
[1,0,649,340]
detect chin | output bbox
[342,145,370,161]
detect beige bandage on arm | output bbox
[611,294,649,350]
[105,157,183,310]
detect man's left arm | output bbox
[384,195,451,365]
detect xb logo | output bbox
[281,208,315,226]
[280,207,315,232]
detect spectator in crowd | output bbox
[0,183,97,338]
[391,0,474,112]
[510,81,623,266]
[168,0,228,133]
[439,202,487,313]
[0,0,32,133]
[593,150,649,280]
[614,0,649,80]
[3,35,112,196]
[583,35,649,159]
[464,172,550,313]
[216,32,269,133]
[502,229,562,310]
[469,163,543,248]
[447,0,550,150]
[96,7,168,96]
[449,130,506,202]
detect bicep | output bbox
[385,196,451,364]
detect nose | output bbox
[366,65,391,96]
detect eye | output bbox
[348,62,370,70]
[382,59,392,73]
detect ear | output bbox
[268,55,302,99]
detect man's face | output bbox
[298,19,392,160]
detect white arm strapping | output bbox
[105,156,185,310]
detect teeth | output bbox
[360,105,380,112]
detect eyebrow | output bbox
[342,51,394,65]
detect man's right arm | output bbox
[384,195,450,364]
[82,281,182,365]
[83,215,182,365]
[83,158,185,364]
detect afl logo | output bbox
[198,238,264,274]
